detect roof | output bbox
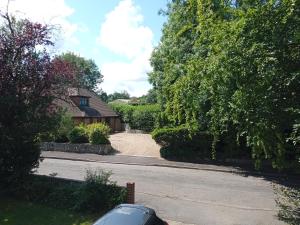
[54,88,118,118]
[93,204,154,225]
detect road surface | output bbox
[37,158,284,225]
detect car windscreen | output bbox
[93,207,151,225]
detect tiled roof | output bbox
[54,88,118,118]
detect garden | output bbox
[0,11,127,225]
[0,170,127,225]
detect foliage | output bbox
[152,126,213,159]
[86,123,110,145]
[139,89,158,104]
[109,103,160,132]
[53,112,75,143]
[107,90,130,102]
[0,197,96,225]
[86,123,111,137]
[68,126,89,144]
[149,0,300,170]
[0,14,75,184]
[74,170,126,212]
[57,52,103,91]
[274,185,300,225]
[0,170,126,214]
[96,89,109,103]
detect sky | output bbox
[0,0,168,96]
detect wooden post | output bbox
[126,182,135,204]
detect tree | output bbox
[96,89,109,103]
[139,88,158,104]
[150,0,300,170]
[57,52,103,91]
[107,90,130,102]
[0,13,75,185]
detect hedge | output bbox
[152,126,213,160]
[152,126,255,161]
[109,103,160,132]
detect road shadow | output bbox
[108,147,121,155]
[164,157,300,187]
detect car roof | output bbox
[93,204,156,225]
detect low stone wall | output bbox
[41,142,112,155]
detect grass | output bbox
[0,197,99,225]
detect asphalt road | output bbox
[37,159,284,225]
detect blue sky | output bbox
[0,0,168,96]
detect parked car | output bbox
[93,204,168,225]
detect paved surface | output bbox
[109,132,161,158]
[37,158,284,225]
[41,151,242,174]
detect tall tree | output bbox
[150,0,300,169]
[0,13,74,184]
[57,52,103,91]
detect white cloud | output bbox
[0,0,78,48]
[97,0,154,96]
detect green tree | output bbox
[139,88,158,104]
[96,89,109,102]
[58,52,103,91]
[150,0,300,170]
[107,90,130,102]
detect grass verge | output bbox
[0,197,98,225]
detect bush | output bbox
[86,123,110,137]
[74,170,126,211]
[68,126,88,143]
[86,123,110,145]
[152,126,213,160]
[54,113,74,143]
[89,128,110,145]
[0,170,127,213]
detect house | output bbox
[55,88,123,132]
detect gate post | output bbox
[126,182,135,204]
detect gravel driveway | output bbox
[109,132,161,158]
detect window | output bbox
[80,97,88,106]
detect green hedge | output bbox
[152,126,213,160]
[109,103,160,132]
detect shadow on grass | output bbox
[0,197,98,225]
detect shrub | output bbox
[152,126,191,147]
[68,126,88,143]
[54,113,74,143]
[89,128,110,145]
[1,170,127,213]
[152,126,213,160]
[86,123,110,137]
[86,123,110,145]
[74,169,126,212]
